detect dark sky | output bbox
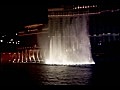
[1,1,47,32]
[89,11,120,34]
[48,0,120,7]
[1,0,120,33]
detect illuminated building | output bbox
[0,23,48,63]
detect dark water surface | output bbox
[1,62,120,86]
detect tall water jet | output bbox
[46,15,95,65]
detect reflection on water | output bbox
[2,63,120,86]
[1,64,93,85]
[1,59,120,86]
[29,65,93,85]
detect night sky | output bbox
[89,11,120,34]
[1,0,120,33]
[1,1,47,33]
[48,0,120,8]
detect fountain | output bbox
[44,15,95,65]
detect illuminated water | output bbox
[1,62,120,86]
[46,15,94,65]
[1,64,93,86]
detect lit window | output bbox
[10,39,13,41]
[85,6,87,8]
[9,42,11,43]
[0,40,3,42]
[93,5,95,7]
[16,33,17,35]
[98,43,102,45]
[90,6,92,8]
[93,34,96,36]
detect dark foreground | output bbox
[1,59,120,86]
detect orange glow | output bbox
[42,28,48,31]
[18,31,48,36]
[25,24,43,29]
[18,31,25,33]
[28,29,38,32]
[48,8,64,11]
[48,9,120,17]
